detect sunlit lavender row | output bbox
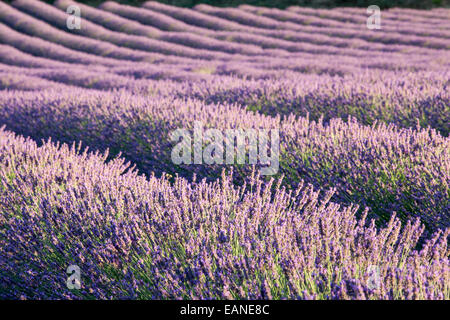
[0,128,448,299]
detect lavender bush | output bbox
[0,128,448,299]
[0,89,448,232]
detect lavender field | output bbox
[0,0,449,300]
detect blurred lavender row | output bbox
[0,0,448,300]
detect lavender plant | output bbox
[0,89,448,231]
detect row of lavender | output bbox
[0,88,448,232]
[1,64,448,136]
[0,127,448,299]
[0,1,449,300]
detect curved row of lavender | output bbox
[0,88,448,230]
[0,0,448,300]
[0,128,448,299]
